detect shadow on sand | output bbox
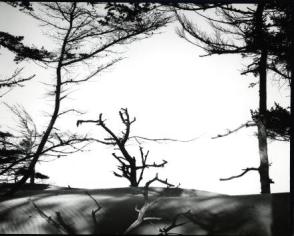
[0,186,290,235]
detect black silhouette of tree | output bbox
[0,3,54,181]
[2,2,171,196]
[0,104,96,185]
[77,108,168,187]
[175,1,292,193]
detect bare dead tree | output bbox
[77,108,168,187]
[3,2,171,196]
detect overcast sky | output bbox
[0,3,290,195]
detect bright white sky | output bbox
[0,3,290,195]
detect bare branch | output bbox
[211,121,256,139]
[55,212,76,234]
[159,212,188,235]
[136,160,168,169]
[144,173,174,202]
[0,69,35,89]
[58,109,85,117]
[61,58,121,85]
[112,153,128,166]
[123,172,174,234]
[130,135,200,143]
[123,200,161,234]
[169,3,224,11]
[85,191,102,228]
[31,200,68,234]
[219,167,259,181]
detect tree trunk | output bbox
[29,168,35,184]
[290,51,294,236]
[3,5,76,197]
[255,1,271,194]
[129,159,138,187]
[257,48,271,194]
[288,2,294,231]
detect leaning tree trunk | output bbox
[3,6,75,197]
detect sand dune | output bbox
[0,185,290,235]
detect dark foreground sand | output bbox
[0,185,291,235]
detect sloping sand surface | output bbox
[0,186,290,235]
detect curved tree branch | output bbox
[211,121,256,139]
[219,167,259,181]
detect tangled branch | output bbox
[77,108,169,187]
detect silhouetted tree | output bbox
[0,27,39,183]
[2,2,170,196]
[0,105,93,185]
[175,1,292,193]
[77,108,168,187]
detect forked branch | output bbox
[77,108,169,187]
[123,173,174,234]
[143,173,174,201]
